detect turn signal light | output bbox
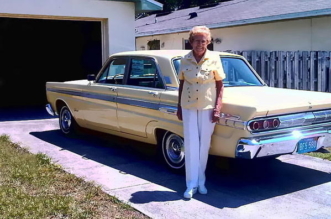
[249,118,280,131]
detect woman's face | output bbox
[190,33,209,55]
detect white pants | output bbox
[182,108,215,189]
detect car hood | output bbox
[222,86,331,120]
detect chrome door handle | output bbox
[148,91,158,97]
[159,107,177,115]
[109,87,117,92]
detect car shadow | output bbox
[30,129,331,209]
[0,106,55,122]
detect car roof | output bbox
[112,50,241,59]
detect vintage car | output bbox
[46,50,331,170]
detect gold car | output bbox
[46,50,331,170]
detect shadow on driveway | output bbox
[30,129,331,209]
[0,106,55,122]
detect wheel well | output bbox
[156,129,185,171]
[155,129,184,145]
[56,100,67,114]
[155,129,167,145]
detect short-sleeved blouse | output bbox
[178,50,226,110]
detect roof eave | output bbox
[136,8,331,37]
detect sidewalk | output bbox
[1,118,331,219]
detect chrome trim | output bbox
[251,122,331,136]
[166,86,179,91]
[236,125,331,159]
[248,109,331,133]
[148,91,159,97]
[279,112,314,127]
[46,104,56,116]
[159,106,177,115]
[314,109,331,122]
[218,113,247,130]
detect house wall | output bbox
[0,0,135,60]
[136,16,331,51]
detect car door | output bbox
[82,57,128,132]
[116,57,166,137]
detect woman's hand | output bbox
[212,108,220,123]
[177,80,184,121]
[177,104,182,121]
[213,80,224,123]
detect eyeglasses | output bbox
[193,39,209,44]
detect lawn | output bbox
[0,134,148,219]
[305,147,331,161]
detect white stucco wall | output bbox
[0,0,135,60]
[136,16,331,51]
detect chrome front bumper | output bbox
[45,104,56,116]
[236,125,331,159]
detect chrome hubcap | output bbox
[61,109,72,131]
[165,134,184,164]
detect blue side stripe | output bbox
[85,93,115,102]
[117,97,159,110]
[46,88,176,111]
[47,88,115,102]
[47,88,84,97]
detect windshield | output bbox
[172,56,263,87]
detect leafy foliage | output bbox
[137,0,222,19]
[158,0,220,11]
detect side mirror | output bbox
[87,74,95,81]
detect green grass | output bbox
[0,135,148,219]
[305,147,331,161]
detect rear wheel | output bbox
[59,105,78,135]
[160,131,185,171]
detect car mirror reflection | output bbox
[87,74,95,81]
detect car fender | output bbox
[146,120,183,144]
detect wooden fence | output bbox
[231,51,331,92]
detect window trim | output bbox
[95,56,130,84]
[124,56,166,90]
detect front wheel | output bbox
[160,131,185,171]
[59,105,78,135]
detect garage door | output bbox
[0,17,102,107]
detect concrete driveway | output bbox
[1,107,331,219]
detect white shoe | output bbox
[183,187,197,199]
[198,185,208,195]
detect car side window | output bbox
[221,58,262,86]
[127,58,164,89]
[96,59,126,84]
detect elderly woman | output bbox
[177,26,225,199]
